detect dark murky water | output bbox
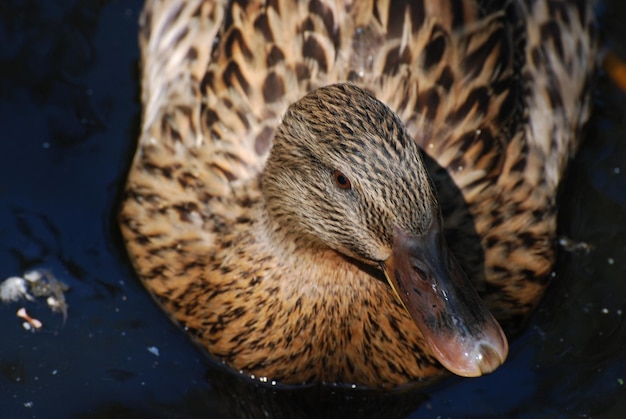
[1,1,625,418]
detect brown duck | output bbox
[120,0,596,388]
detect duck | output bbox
[119,0,596,388]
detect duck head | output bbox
[262,83,508,377]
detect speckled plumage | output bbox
[120,0,596,388]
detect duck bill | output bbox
[381,219,508,377]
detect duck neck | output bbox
[257,193,331,265]
[250,196,385,345]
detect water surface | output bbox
[1,1,625,417]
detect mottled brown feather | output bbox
[120,0,596,387]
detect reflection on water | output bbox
[0,1,625,417]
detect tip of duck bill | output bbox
[455,339,509,378]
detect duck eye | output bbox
[333,170,352,190]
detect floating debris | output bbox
[17,307,42,330]
[0,269,69,325]
[0,277,33,303]
[146,346,160,357]
[28,270,69,320]
[558,236,593,253]
[23,270,43,282]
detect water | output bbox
[0,1,624,417]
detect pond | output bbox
[1,1,625,417]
